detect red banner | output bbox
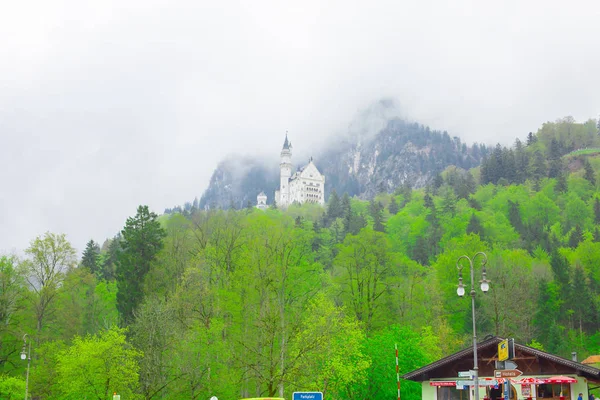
[430,381,457,386]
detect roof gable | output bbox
[299,161,322,179]
[403,336,600,382]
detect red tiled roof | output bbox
[582,355,600,364]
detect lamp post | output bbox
[21,334,31,400]
[456,252,490,400]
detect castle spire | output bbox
[282,131,291,150]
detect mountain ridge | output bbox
[196,117,489,210]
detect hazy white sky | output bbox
[2,0,600,254]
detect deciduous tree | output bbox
[24,232,77,341]
[56,327,141,400]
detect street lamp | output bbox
[21,334,31,400]
[456,252,490,400]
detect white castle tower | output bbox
[256,191,268,210]
[274,133,325,208]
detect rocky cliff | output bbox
[197,117,488,210]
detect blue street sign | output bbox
[293,392,323,400]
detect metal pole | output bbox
[395,344,401,400]
[470,259,479,400]
[457,252,488,400]
[25,340,30,400]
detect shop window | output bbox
[486,385,516,400]
[437,386,469,400]
[536,384,570,398]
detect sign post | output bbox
[504,380,511,400]
[494,369,523,378]
[293,392,323,400]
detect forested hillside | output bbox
[1,117,600,400]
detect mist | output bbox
[2,0,600,253]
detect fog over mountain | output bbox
[2,0,600,253]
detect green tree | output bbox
[594,198,600,224]
[388,197,399,215]
[116,206,166,323]
[289,295,370,399]
[81,239,100,276]
[569,225,584,248]
[100,235,121,281]
[132,298,179,400]
[333,230,396,330]
[533,280,563,346]
[0,255,24,330]
[568,264,597,333]
[56,327,141,400]
[24,232,77,341]
[584,159,596,186]
[556,173,568,193]
[466,213,484,240]
[0,375,25,400]
[352,325,435,400]
[369,200,385,232]
[325,190,342,226]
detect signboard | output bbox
[113,394,120,400]
[504,381,510,400]
[455,380,499,387]
[495,369,523,378]
[458,370,475,378]
[430,381,457,386]
[498,338,515,361]
[498,339,509,361]
[293,392,323,400]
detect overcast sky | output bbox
[2,0,600,255]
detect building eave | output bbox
[402,336,600,381]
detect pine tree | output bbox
[530,150,547,184]
[441,188,457,217]
[347,213,367,235]
[550,248,570,287]
[432,174,443,191]
[593,227,600,243]
[466,213,484,240]
[423,192,434,209]
[388,197,399,215]
[325,190,342,226]
[568,225,584,248]
[569,264,598,332]
[548,139,563,179]
[594,198,600,224]
[81,239,101,276]
[341,193,351,218]
[101,235,121,281]
[514,138,530,183]
[507,200,525,235]
[369,200,385,232]
[584,159,596,186]
[412,236,429,265]
[555,173,568,193]
[398,181,412,207]
[116,205,166,323]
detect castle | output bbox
[257,134,325,209]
